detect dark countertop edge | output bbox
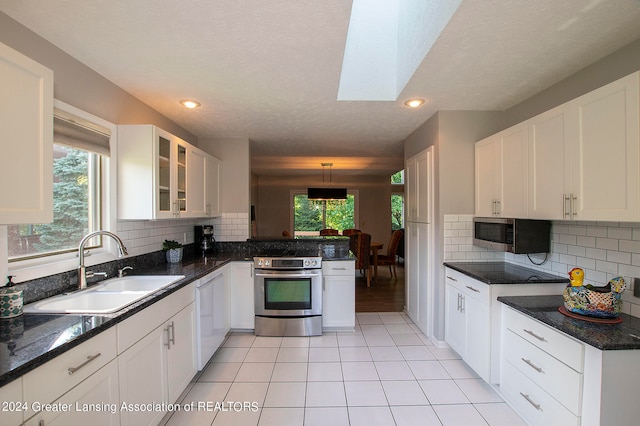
[443,261,569,285]
[0,254,356,387]
[497,295,640,351]
[0,255,241,388]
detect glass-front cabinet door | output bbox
[176,143,187,215]
[158,135,172,215]
[155,130,188,218]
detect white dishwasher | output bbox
[195,269,228,370]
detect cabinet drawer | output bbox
[501,360,580,426]
[118,283,194,353]
[445,268,490,304]
[323,261,355,276]
[504,306,584,372]
[504,329,582,414]
[23,327,117,407]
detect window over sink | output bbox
[8,105,110,263]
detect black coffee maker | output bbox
[194,225,215,255]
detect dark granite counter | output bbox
[444,261,569,285]
[0,253,236,387]
[0,237,353,387]
[498,295,640,350]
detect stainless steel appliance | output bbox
[473,217,551,254]
[195,225,215,255]
[254,255,323,336]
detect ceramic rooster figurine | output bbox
[563,267,626,318]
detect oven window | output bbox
[264,278,312,310]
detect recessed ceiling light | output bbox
[180,100,201,109]
[404,98,425,108]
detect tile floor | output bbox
[162,312,526,426]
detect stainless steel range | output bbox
[254,255,323,336]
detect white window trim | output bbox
[6,100,119,283]
[289,189,359,235]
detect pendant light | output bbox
[307,163,347,200]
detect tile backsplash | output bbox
[116,212,249,256]
[444,214,640,317]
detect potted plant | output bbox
[162,240,183,263]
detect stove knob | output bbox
[265,260,270,266]
[304,259,310,267]
[257,259,263,267]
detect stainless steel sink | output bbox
[24,275,185,314]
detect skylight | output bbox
[337,0,463,101]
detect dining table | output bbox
[370,241,383,282]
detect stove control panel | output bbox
[254,256,322,269]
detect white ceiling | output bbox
[2,0,640,177]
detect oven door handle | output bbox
[254,272,322,279]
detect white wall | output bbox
[444,214,640,318]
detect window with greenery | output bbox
[392,194,404,230]
[7,112,109,261]
[391,170,404,184]
[293,193,355,236]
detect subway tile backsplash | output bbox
[444,214,640,317]
[116,212,249,256]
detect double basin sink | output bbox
[24,275,185,314]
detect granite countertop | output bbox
[0,254,237,387]
[498,295,640,350]
[444,261,569,285]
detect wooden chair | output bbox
[320,228,339,236]
[342,228,361,236]
[375,229,404,279]
[353,232,372,287]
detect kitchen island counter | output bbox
[444,261,569,285]
[498,294,640,350]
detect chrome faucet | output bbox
[78,230,128,289]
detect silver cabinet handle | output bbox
[169,321,176,347]
[460,294,465,313]
[523,329,547,342]
[520,392,542,411]
[165,325,172,349]
[495,200,501,215]
[457,293,461,312]
[446,276,457,282]
[563,194,570,218]
[68,353,101,375]
[521,358,544,373]
[571,193,577,218]
[465,286,480,293]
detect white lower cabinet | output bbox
[322,261,355,330]
[117,283,196,426]
[405,221,431,334]
[25,360,120,426]
[500,305,640,426]
[229,262,255,329]
[445,267,568,384]
[445,270,491,381]
[0,378,23,426]
[22,327,118,425]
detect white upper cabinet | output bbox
[528,72,640,221]
[528,104,571,220]
[118,124,222,219]
[0,42,53,224]
[406,148,432,223]
[205,153,222,217]
[475,123,528,218]
[569,72,639,221]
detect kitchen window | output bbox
[7,107,110,263]
[291,191,357,236]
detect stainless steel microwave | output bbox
[473,217,551,254]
